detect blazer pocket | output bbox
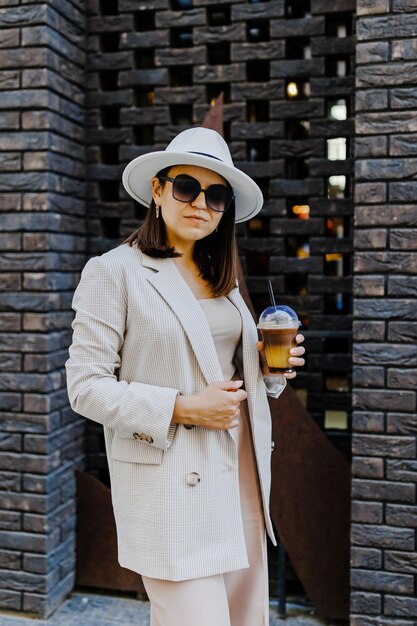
[111,435,164,465]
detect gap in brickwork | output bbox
[171,27,193,48]
[207,5,231,27]
[286,0,310,18]
[247,20,270,42]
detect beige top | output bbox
[199,297,242,381]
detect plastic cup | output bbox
[257,305,301,373]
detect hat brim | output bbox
[122,151,263,223]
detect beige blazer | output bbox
[66,243,286,581]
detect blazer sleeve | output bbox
[65,256,180,451]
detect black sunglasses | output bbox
[158,174,234,213]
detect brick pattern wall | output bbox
[351,1,417,624]
[0,1,86,618]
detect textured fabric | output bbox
[142,402,269,626]
[66,243,286,581]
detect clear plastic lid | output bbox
[258,305,300,329]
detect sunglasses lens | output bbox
[172,176,199,203]
[205,185,231,212]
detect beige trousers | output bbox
[142,401,269,626]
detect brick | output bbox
[390,229,417,250]
[390,133,417,156]
[0,234,21,252]
[355,205,417,227]
[351,500,384,523]
[0,393,21,412]
[0,272,20,291]
[386,504,417,527]
[0,531,48,552]
[388,276,417,297]
[388,321,417,342]
[357,0,390,15]
[354,183,386,204]
[353,365,385,387]
[24,351,68,373]
[0,353,21,372]
[352,478,415,503]
[353,321,385,341]
[393,0,417,12]
[351,523,415,549]
[355,89,388,111]
[357,62,417,87]
[392,87,417,109]
[351,547,382,569]
[0,70,20,90]
[356,41,389,64]
[386,551,417,574]
[392,39,417,60]
[387,368,417,389]
[353,389,416,411]
[351,569,414,594]
[354,341,417,367]
[353,434,416,458]
[0,472,20,491]
[352,411,385,432]
[387,459,417,483]
[354,276,385,297]
[388,412,417,434]
[357,111,417,135]
[390,181,417,202]
[0,588,21,611]
[354,229,387,249]
[0,511,21,531]
[355,136,387,157]
[351,591,381,615]
[354,297,417,317]
[352,457,384,479]
[23,571,74,618]
[359,158,417,181]
[384,595,417,617]
[0,549,20,570]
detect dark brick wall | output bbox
[351,1,417,624]
[0,1,86,618]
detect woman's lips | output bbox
[185,215,208,223]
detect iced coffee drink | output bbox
[258,305,301,373]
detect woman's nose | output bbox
[191,190,208,210]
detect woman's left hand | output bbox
[256,334,306,380]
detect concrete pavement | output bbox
[0,593,343,626]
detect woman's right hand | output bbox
[173,380,247,430]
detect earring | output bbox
[156,205,160,219]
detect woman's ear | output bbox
[151,176,162,205]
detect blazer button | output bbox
[271,441,275,451]
[186,472,200,486]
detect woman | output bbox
[66,127,305,626]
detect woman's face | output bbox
[151,164,227,250]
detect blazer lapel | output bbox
[143,254,224,386]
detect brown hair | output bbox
[124,167,238,297]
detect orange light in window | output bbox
[292,204,310,219]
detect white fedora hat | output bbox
[122,127,263,223]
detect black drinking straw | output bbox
[268,280,276,308]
